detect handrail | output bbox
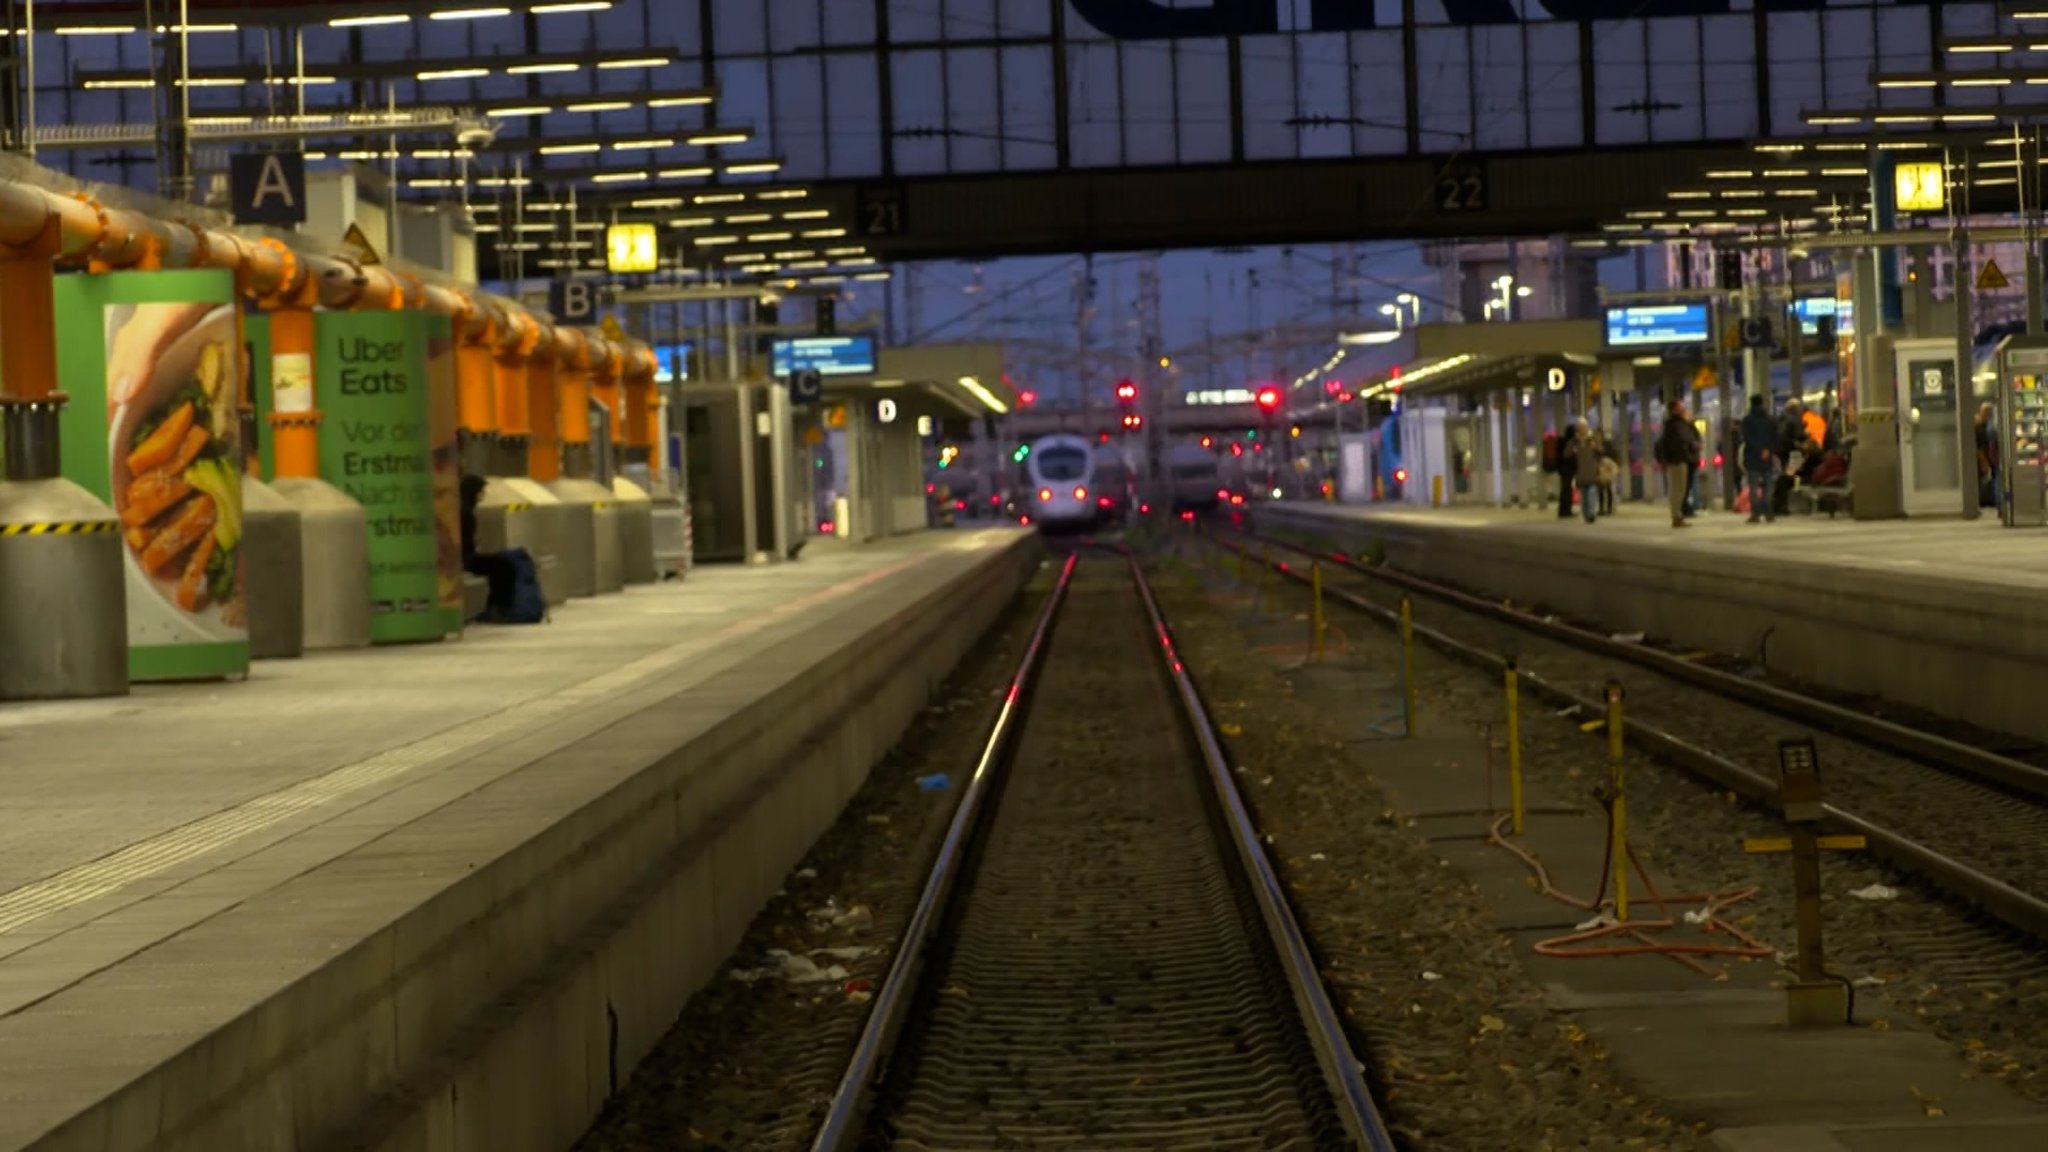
[1124,551,1399,1152]
[809,552,1079,1152]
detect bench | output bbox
[1789,483,1853,518]
[462,574,488,620]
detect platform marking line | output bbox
[0,547,950,941]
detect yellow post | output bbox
[1310,562,1326,664]
[1606,680,1628,921]
[1506,661,1524,837]
[1401,597,1418,738]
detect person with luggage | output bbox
[461,475,546,624]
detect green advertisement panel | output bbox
[424,314,464,634]
[53,270,251,682]
[315,311,441,645]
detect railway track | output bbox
[1216,524,2048,947]
[809,550,1395,1152]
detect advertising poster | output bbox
[423,313,464,633]
[53,270,250,681]
[314,310,441,645]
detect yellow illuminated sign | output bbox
[606,222,659,274]
[1894,162,1946,213]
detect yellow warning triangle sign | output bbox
[599,314,625,342]
[341,222,382,266]
[1978,258,2009,292]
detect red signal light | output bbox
[1230,442,1244,458]
[1098,432,1111,443]
[1200,435,1213,449]
[1115,379,1138,403]
[1395,468,1408,482]
[1255,386,1281,412]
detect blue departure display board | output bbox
[1793,297,1851,337]
[772,335,878,378]
[1604,304,1711,347]
[653,342,691,383]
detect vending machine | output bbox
[1994,336,2048,526]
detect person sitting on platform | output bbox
[460,474,518,621]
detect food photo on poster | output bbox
[104,301,247,642]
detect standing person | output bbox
[1739,393,1779,524]
[1975,401,1999,509]
[1573,418,1606,523]
[1773,400,1805,516]
[1554,421,1579,519]
[1655,400,1695,529]
[1597,439,1620,515]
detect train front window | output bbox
[1037,447,1088,481]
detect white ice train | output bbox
[1167,442,1223,512]
[1024,433,1101,532]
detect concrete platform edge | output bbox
[22,536,1041,1152]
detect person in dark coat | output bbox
[1555,422,1578,519]
[1739,393,1780,524]
[460,474,517,619]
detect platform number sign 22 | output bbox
[1435,163,1488,214]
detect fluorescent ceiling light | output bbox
[727,213,772,224]
[725,162,783,175]
[657,166,714,179]
[592,171,650,183]
[474,223,501,233]
[83,79,154,90]
[267,75,340,86]
[330,15,411,28]
[56,25,138,36]
[631,197,685,208]
[531,2,613,12]
[430,8,514,20]
[757,189,809,200]
[1953,77,2013,87]
[567,101,631,112]
[409,179,458,189]
[178,77,245,87]
[747,231,793,242]
[509,62,580,74]
[824,247,867,257]
[957,376,1008,415]
[647,95,713,108]
[539,143,601,155]
[670,217,717,228]
[1705,170,1753,179]
[1877,79,1938,88]
[695,236,741,246]
[783,209,831,220]
[612,138,675,150]
[785,261,828,271]
[418,68,490,81]
[687,132,749,146]
[854,272,891,282]
[802,228,847,239]
[515,223,556,232]
[1805,115,1864,126]
[488,105,553,117]
[772,250,815,260]
[598,57,669,69]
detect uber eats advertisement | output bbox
[54,270,250,682]
[316,311,443,644]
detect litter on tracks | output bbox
[1849,883,1900,901]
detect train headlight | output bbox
[1073,486,1087,501]
[1038,488,1052,502]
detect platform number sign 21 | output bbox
[1435,162,1488,214]
[857,186,907,238]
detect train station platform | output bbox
[0,529,1036,1152]
[1254,502,2048,744]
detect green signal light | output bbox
[1246,429,1258,441]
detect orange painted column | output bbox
[557,329,591,459]
[625,347,657,459]
[457,316,498,438]
[494,314,537,479]
[527,333,563,483]
[0,215,61,403]
[590,339,623,451]
[266,275,323,481]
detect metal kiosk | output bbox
[1995,336,2048,527]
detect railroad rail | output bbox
[1215,525,2048,945]
[809,549,1395,1152]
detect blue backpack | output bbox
[499,548,548,624]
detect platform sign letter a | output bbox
[230,152,306,226]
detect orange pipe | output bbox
[586,331,623,447]
[495,310,538,444]
[527,339,562,483]
[624,343,657,451]
[556,327,591,447]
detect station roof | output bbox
[820,342,1015,420]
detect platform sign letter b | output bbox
[551,279,598,324]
